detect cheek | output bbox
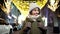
[32,11,36,14]
[36,11,39,13]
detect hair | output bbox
[29,7,40,15]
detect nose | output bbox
[36,11,39,14]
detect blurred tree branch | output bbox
[47,0,59,11]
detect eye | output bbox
[34,10,36,11]
[34,9,39,11]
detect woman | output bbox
[20,3,47,34]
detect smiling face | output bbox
[31,7,40,16]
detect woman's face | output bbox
[32,8,39,16]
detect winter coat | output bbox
[22,15,44,34]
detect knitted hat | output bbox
[29,2,40,12]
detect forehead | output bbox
[33,7,39,10]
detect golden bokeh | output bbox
[12,0,47,15]
[12,0,48,20]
